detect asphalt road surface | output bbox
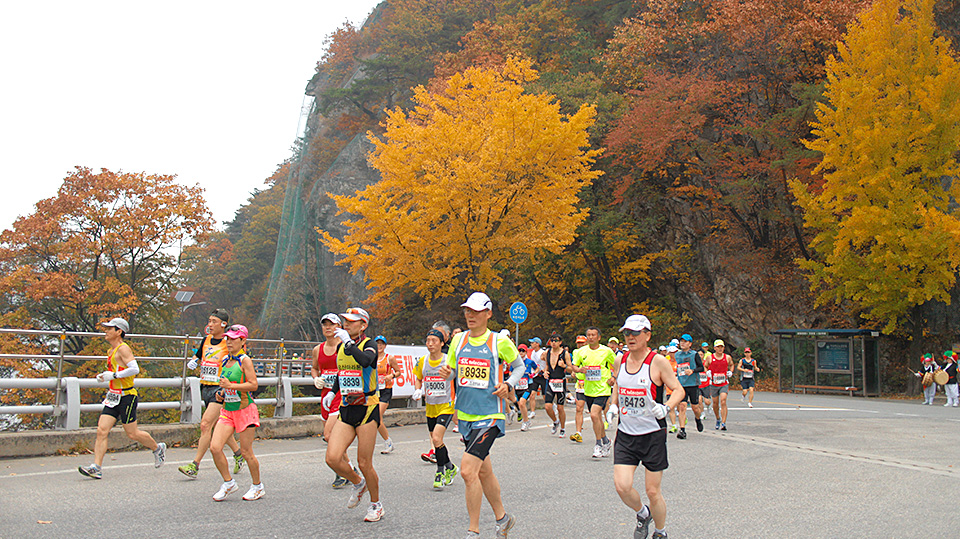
[2,392,959,538]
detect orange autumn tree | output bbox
[321,57,602,305]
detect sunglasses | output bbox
[548,337,561,342]
[622,329,647,337]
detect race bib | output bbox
[339,369,364,394]
[424,376,447,398]
[699,372,709,384]
[585,366,602,382]
[457,357,490,389]
[103,388,122,408]
[200,364,219,383]
[742,369,754,379]
[223,389,240,403]
[321,369,338,388]
[677,362,690,375]
[549,379,564,392]
[618,387,651,417]
[712,373,727,385]
[576,379,585,392]
[517,377,529,390]
[378,374,386,390]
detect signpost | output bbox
[509,301,527,343]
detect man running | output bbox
[542,332,570,438]
[422,320,454,463]
[609,337,624,361]
[571,327,616,458]
[413,328,459,489]
[79,318,165,479]
[311,313,357,488]
[737,347,760,408]
[674,334,703,438]
[570,335,588,442]
[707,340,734,431]
[612,315,683,539]
[698,342,712,419]
[516,348,539,432]
[438,292,523,538]
[321,307,384,522]
[664,345,679,434]
[179,309,243,479]
[526,337,545,420]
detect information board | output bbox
[817,340,851,372]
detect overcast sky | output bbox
[0,0,383,231]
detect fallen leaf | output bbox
[38,521,52,524]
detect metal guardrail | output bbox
[0,328,327,430]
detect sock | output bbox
[655,528,666,535]
[637,506,650,519]
[435,444,450,467]
[680,427,685,432]
[596,440,603,447]
[253,483,262,489]
[496,513,510,524]
[193,460,200,468]
[233,449,242,457]
[602,436,610,444]
[224,479,236,487]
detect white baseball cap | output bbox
[320,313,341,325]
[618,314,652,333]
[667,345,679,353]
[461,292,492,311]
[102,317,130,333]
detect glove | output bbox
[96,371,115,382]
[314,376,326,390]
[334,328,354,346]
[727,370,733,378]
[606,404,619,423]
[914,372,922,378]
[653,403,669,420]
[412,388,423,400]
[322,391,334,410]
[187,358,198,370]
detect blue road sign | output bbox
[509,301,527,324]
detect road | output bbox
[2,392,959,538]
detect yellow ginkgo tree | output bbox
[791,0,960,337]
[321,57,602,305]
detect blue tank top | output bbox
[675,349,699,387]
[453,332,504,418]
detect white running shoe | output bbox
[527,411,535,420]
[520,421,529,432]
[153,442,166,468]
[748,403,753,408]
[452,424,459,433]
[242,484,265,501]
[742,394,747,403]
[601,439,612,457]
[592,444,602,459]
[364,502,384,522]
[550,421,558,435]
[381,438,394,454]
[348,479,368,508]
[213,481,239,501]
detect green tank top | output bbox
[221,355,250,411]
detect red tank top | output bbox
[316,343,340,392]
[709,353,730,386]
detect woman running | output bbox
[375,335,402,454]
[412,328,459,489]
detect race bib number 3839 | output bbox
[339,370,363,394]
[457,357,490,389]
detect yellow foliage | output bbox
[321,57,602,305]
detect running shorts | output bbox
[218,404,260,433]
[613,428,668,471]
[379,388,393,403]
[741,378,755,389]
[706,384,729,398]
[427,414,453,432]
[340,403,381,428]
[544,382,566,405]
[584,395,609,410]
[201,385,223,407]
[461,425,502,461]
[101,394,138,424]
[682,386,700,405]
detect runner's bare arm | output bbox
[310,345,321,379]
[654,355,684,409]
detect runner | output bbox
[736,347,761,408]
[515,346,540,432]
[609,337,624,361]
[311,313,357,488]
[321,307,384,522]
[375,335,402,454]
[674,334,704,438]
[209,325,264,501]
[412,328,459,489]
[422,320,454,463]
[707,340,734,431]
[79,318,166,479]
[179,309,243,479]
[542,332,570,438]
[570,335,588,443]
[664,345,679,434]
[612,314,683,539]
[526,337,545,420]
[698,342,712,419]
[571,327,617,458]
[438,292,523,538]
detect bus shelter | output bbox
[772,329,881,397]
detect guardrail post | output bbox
[53,331,66,419]
[179,335,191,423]
[181,377,202,423]
[274,377,293,418]
[56,377,81,430]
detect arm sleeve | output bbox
[344,339,378,368]
[505,357,526,387]
[114,359,140,379]
[693,354,704,373]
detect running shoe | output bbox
[604,420,609,430]
[213,481,239,501]
[178,462,198,479]
[527,411,535,420]
[452,424,459,433]
[381,438,394,454]
[592,444,603,459]
[348,479,368,508]
[153,442,166,468]
[364,502,384,522]
[742,393,747,403]
[520,421,529,432]
[433,471,444,490]
[570,431,583,443]
[505,408,514,425]
[466,532,480,538]
[652,531,668,539]
[421,448,437,464]
[558,428,565,438]
[667,424,678,434]
[601,439,612,457]
[233,453,245,474]
[551,421,558,435]
[443,464,459,485]
[677,429,687,440]
[242,484,265,501]
[695,418,703,432]
[495,513,515,538]
[748,403,753,408]
[332,475,351,489]
[700,411,706,420]
[715,419,721,430]
[720,422,727,431]
[78,464,101,479]
[635,505,652,539]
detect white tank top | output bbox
[616,350,665,435]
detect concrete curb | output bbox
[0,397,547,459]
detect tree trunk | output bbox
[905,306,924,395]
